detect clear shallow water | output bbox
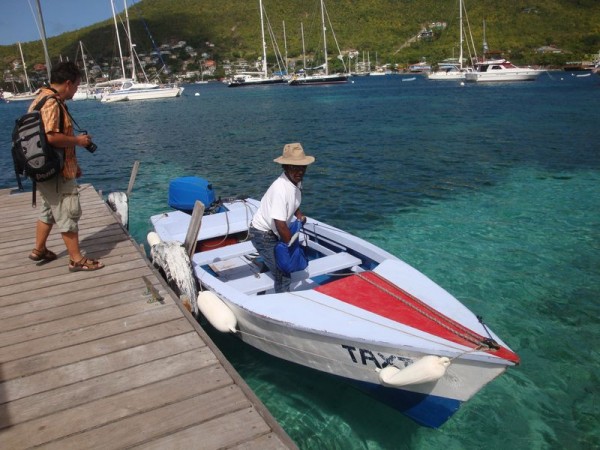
[1,74,599,449]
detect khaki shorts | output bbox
[37,177,82,233]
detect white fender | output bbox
[197,291,237,333]
[378,356,450,387]
[107,192,129,229]
[147,231,162,247]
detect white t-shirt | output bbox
[252,172,301,236]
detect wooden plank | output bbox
[0,318,192,380]
[0,274,161,321]
[135,407,275,450]
[0,366,232,448]
[184,200,205,258]
[0,298,174,348]
[0,348,218,427]
[0,305,183,363]
[0,185,295,449]
[0,333,200,403]
[40,387,254,449]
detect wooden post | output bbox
[126,160,140,197]
[184,200,205,259]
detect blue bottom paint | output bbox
[349,379,461,428]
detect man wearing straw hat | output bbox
[249,143,315,293]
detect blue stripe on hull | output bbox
[351,380,462,428]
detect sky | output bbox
[0,0,131,46]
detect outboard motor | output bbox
[168,176,216,213]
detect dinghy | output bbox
[148,176,520,428]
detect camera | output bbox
[80,131,97,153]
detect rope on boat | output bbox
[354,272,500,351]
[201,198,254,249]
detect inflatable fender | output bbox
[378,355,450,387]
[197,291,237,333]
[147,231,162,247]
[107,192,129,229]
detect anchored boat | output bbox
[147,176,520,428]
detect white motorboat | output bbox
[465,58,542,82]
[146,177,520,428]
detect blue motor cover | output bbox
[168,177,216,212]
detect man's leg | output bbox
[34,220,53,252]
[61,231,84,263]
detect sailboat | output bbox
[8,42,38,102]
[464,20,542,83]
[73,41,102,100]
[288,0,349,85]
[228,0,286,87]
[101,0,182,102]
[427,0,470,81]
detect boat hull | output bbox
[101,86,182,102]
[150,194,519,428]
[228,77,286,87]
[465,71,540,82]
[289,74,349,85]
[427,71,466,81]
[216,295,508,427]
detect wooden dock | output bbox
[0,185,296,449]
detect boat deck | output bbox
[0,184,295,449]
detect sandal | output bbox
[69,257,105,272]
[29,247,57,262]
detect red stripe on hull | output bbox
[315,272,519,364]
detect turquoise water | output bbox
[1,74,599,449]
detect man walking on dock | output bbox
[28,61,104,272]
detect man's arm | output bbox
[274,219,292,244]
[47,131,92,149]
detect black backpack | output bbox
[11,94,64,206]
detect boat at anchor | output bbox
[143,176,520,428]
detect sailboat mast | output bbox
[17,42,32,92]
[259,0,267,77]
[35,0,51,80]
[110,0,127,80]
[320,0,328,75]
[301,22,306,69]
[80,41,90,85]
[459,0,463,70]
[124,0,137,81]
[283,20,288,75]
[482,19,488,56]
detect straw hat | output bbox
[273,143,315,165]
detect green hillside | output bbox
[2,0,600,77]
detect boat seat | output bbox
[194,240,257,266]
[227,251,362,295]
[305,238,345,256]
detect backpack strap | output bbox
[33,94,65,134]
